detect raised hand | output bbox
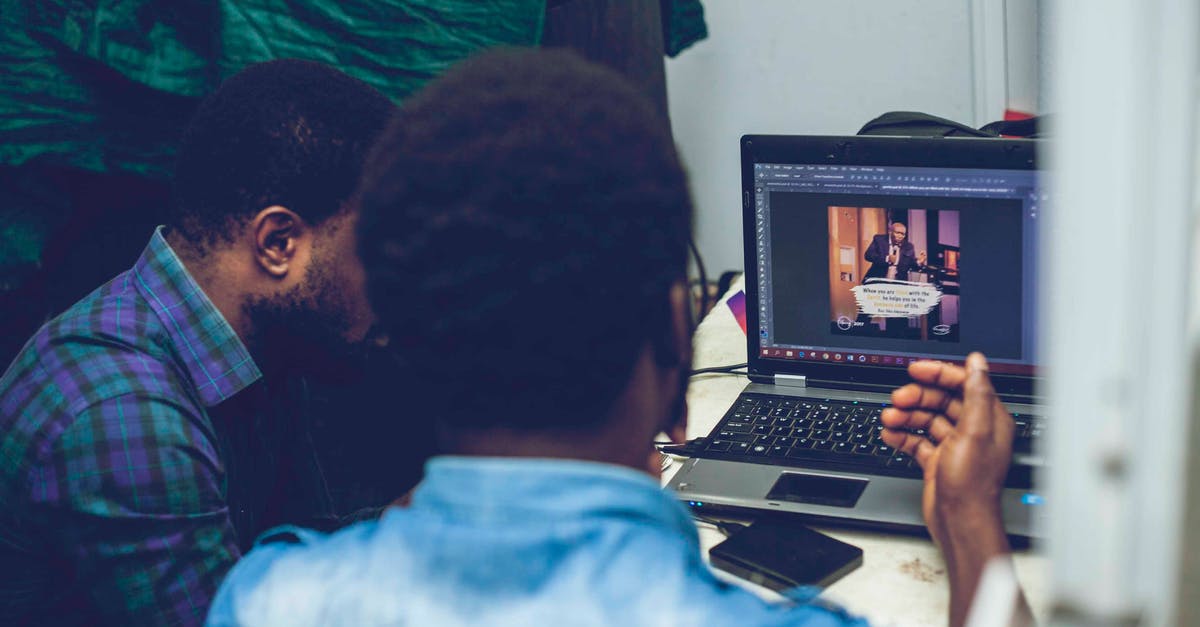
[880,352,1028,627]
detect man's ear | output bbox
[668,281,693,369]
[252,206,305,278]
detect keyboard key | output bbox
[774,436,795,448]
[779,399,797,408]
[779,445,886,467]
[724,421,753,433]
[768,445,790,457]
[831,430,850,442]
[731,442,751,454]
[753,425,770,435]
[773,417,795,428]
[850,433,869,444]
[811,429,831,441]
[795,418,814,430]
[753,435,776,447]
[771,407,793,418]
[813,420,833,431]
[793,437,815,449]
[853,443,876,456]
[707,440,731,451]
[886,453,913,468]
[770,426,791,437]
[833,442,854,454]
[812,440,835,450]
[747,443,770,455]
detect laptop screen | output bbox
[751,159,1041,376]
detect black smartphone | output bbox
[708,520,863,591]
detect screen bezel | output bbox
[741,134,1039,399]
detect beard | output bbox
[243,261,374,385]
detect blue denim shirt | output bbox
[206,457,870,626]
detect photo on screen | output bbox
[826,206,960,342]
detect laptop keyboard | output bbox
[694,393,1039,488]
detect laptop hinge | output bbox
[751,373,807,388]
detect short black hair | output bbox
[171,59,394,248]
[358,48,692,432]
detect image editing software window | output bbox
[753,162,1041,375]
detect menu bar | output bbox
[758,347,1033,375]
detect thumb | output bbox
[960,352,997,435]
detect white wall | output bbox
[666,0,980,274]
[1005,0,1040,114]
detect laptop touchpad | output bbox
[766,473,868,508]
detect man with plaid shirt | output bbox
[0,60,395,625]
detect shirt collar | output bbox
[131,227,262,406]
[408,456,699,547]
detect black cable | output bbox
[692,515,750,537]
[653,437,703,448]
[689,362,748,377]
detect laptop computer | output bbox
[667,135,1046,539]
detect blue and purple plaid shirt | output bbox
[0,227,263,625]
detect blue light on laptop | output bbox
[1021,493,1044,506]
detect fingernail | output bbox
[967,352,989,374]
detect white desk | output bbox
[664,277,1048,626]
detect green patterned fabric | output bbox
[664,0,707,57]
[0,0,706,302]
[0,0,549,179]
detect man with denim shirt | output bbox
[207,48,1030,627]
